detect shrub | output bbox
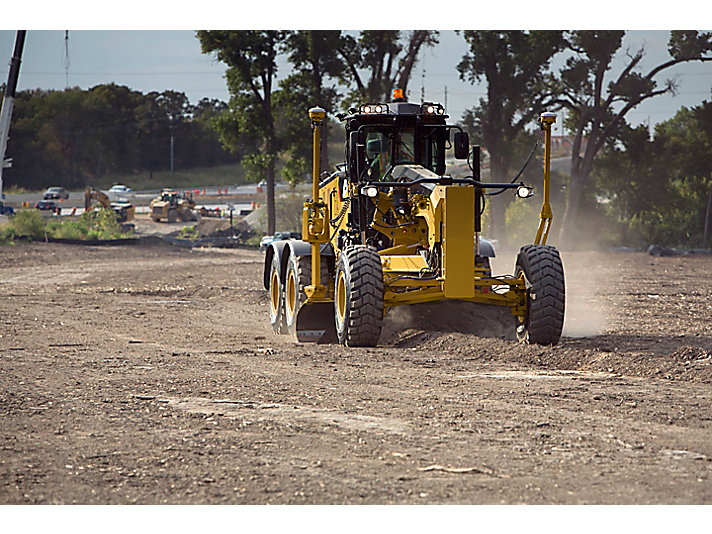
[178,225,199,240]
[1,209,46,241]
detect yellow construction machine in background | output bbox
[264,92,564,347]
[84,187,134,223]
[149,189,199,223]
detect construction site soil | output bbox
[1,238,711,504]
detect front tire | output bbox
[514,245,565,345]
[334,246,384,347]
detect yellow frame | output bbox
[300,110,557,323]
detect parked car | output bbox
[43,186,69,200]
[107,184,133,199]
[259,231,301,252]
[35,200,58,211]
[0,202,14,216]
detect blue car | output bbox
[0,202,14,216]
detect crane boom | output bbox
[0,30,27,198]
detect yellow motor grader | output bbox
[263,92,564,346]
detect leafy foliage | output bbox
[594,102,712,247]
[1,208,129,244]
[2,84,238,191]
[457,31,565,239]
[0,209,46,241]
[197,30,289,234]
[555,30,712,245]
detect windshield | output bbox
[361,125,445,181]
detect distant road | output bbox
[2,182,291,212]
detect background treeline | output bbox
[3,83,240,191]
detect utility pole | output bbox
[0,30,26,199]
[63,31,70,89]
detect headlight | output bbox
[421,102,444,115]
[360,104,387,114]
[516,185,533,198]
[361,186,379,198]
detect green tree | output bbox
[197,30,288,234]
[156,90,192,175]
[279,30,345,179]
[557,30,712,247]
[135,91,163,180]
[457,30,566,241]
[594,101,712,247]
[338,31,439,104]
[5,85,234,191]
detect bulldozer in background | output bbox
[84,187,135,223]
[149,189,200,223]
[263,90,565,347]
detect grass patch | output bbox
[1,208,130,244]
[90,163,248,191]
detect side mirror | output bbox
[454,131,469,160]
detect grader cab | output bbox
[264,92,565,347]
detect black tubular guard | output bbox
[263,240,289,290]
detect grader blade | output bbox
[295,302,337,343]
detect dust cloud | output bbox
[491,248,609,339]
[379,247,609,344]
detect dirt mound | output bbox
[194,218,253,241]
[194,218,230,237]
[381,300,514,346]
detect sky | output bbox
[2,7,711,133]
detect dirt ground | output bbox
[1,237,711,504]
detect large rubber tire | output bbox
[334,246,384,347]
[268,253,286,334]
[180,208,193,222]
[167,209,178,223]
[514,244,565,345]
[284,253,329,335]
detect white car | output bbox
[107,184,134,200]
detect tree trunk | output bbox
[559,164,586,249]
[704,179,712,247]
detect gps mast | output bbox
[0,30,26,199]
